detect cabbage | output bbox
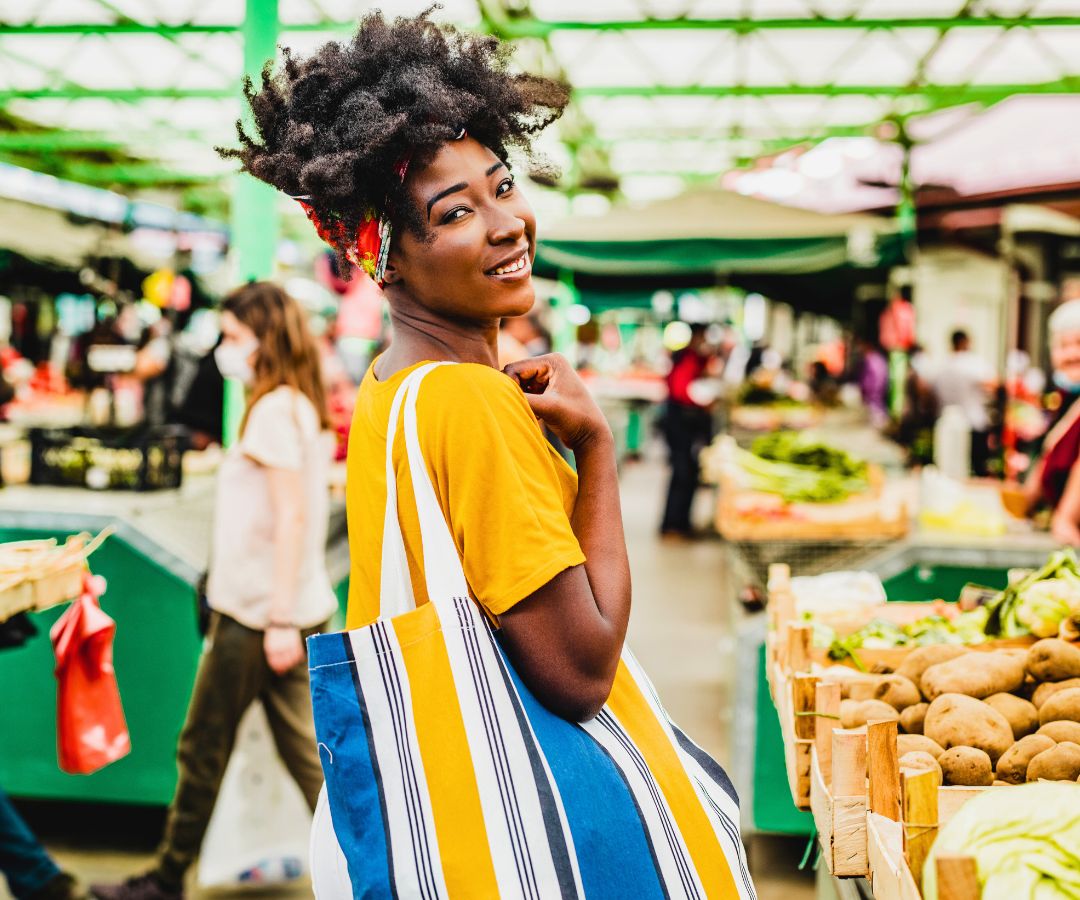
[923,782,1080,900]
[1016,578,1080,638]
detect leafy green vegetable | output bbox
[751,431,868,480]
[923,782,1080,900]
[818,608,989,664]
[984,549,1080,638]
[735,433,869,503]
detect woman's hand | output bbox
[503,354,610,451]
[264,625,305,674]
[1052,513,1080,548]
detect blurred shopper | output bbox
[92,283,337,900]
[897,344,939,466]
[1020,300,1080,544]
[0,786,85,900]
[854,336,889,428]
[660,324,715,538]
[809,360,839,406]
[931,330,996,476]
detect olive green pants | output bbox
[153,612,325,890]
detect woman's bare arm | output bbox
[498,355,631,721]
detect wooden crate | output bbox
[810,723,869,876]
[865,767,984,900]
[807,685,992,884]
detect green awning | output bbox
[536,185,901,281]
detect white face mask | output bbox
[214,339,258,385]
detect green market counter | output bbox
[0,479,349,805]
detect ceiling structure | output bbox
[1,0,1079,219]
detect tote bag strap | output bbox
[378,363,471,619]
[378,368,419,616]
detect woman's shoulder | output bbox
[420,362,530,416]
[250,385,319,430]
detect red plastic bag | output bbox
[50,573,131,774]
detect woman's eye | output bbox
[442,207,470,224]
[496,177,515,197]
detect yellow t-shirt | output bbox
[345,360,585,630]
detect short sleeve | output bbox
[418,365,585,617]
[241,388,305,470]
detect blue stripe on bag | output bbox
[494,636,668,900]
[672,725,739,807]
[308,633,396,899]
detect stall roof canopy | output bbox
[537,186,899,276]
[0,1,1078,211]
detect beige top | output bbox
[207,386,337,630]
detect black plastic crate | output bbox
[28,425,188,491]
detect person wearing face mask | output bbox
[93,282,337,900]
[1018,299,1080,545]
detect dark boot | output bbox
[28,872,88,900]
[90,874,183,900]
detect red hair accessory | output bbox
[291,199,392,283]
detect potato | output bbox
[984,692,1039,739]
[1027,638,1080,682]
[896,645,970,696]
[900,702,929,735]
[921,651,1026,701]
[1038,688,1080,726]
[1032,678,1080,709]
[898,750,942,779]
[1038,720,1080,743]
[995,735,1056,784]
[873,674,922,711]
[840,698,900,729]
[939,746,993,786]
[897,734,945,759]
[1027,741,1080,781]
[924,693,1014,764]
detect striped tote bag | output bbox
[307,362,754,900]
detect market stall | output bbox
[746,536,1080,898]
[0,470,349,805]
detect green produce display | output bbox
[734,384,804,408]
[923,781,1080,900]
[817,608,990,669]
[735,432,869,503]
[985,549,1080,639]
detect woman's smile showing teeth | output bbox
[486,250,531,280]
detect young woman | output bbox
[220,11,752,898]
[93,283,338,900]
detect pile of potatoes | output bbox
[833,637,1080,787]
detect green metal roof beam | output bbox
[3,15,1079,35]
[5,79,1074,101]
[499,15,1080,38]
[0,132,130,151]
[0,154,218,185]
[575,80,1080,98]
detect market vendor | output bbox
[1021,299,1080,544]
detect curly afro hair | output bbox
[218,6,569,275]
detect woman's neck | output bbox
[377,303,499,379]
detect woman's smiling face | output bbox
[383,136,537,321]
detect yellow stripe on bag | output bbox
[392,606,500,896]
[607,664,742,899]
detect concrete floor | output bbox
[5,448,815,899]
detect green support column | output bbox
[225,0,279,447]
[231,0,280,283]
[553,270,579,354]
